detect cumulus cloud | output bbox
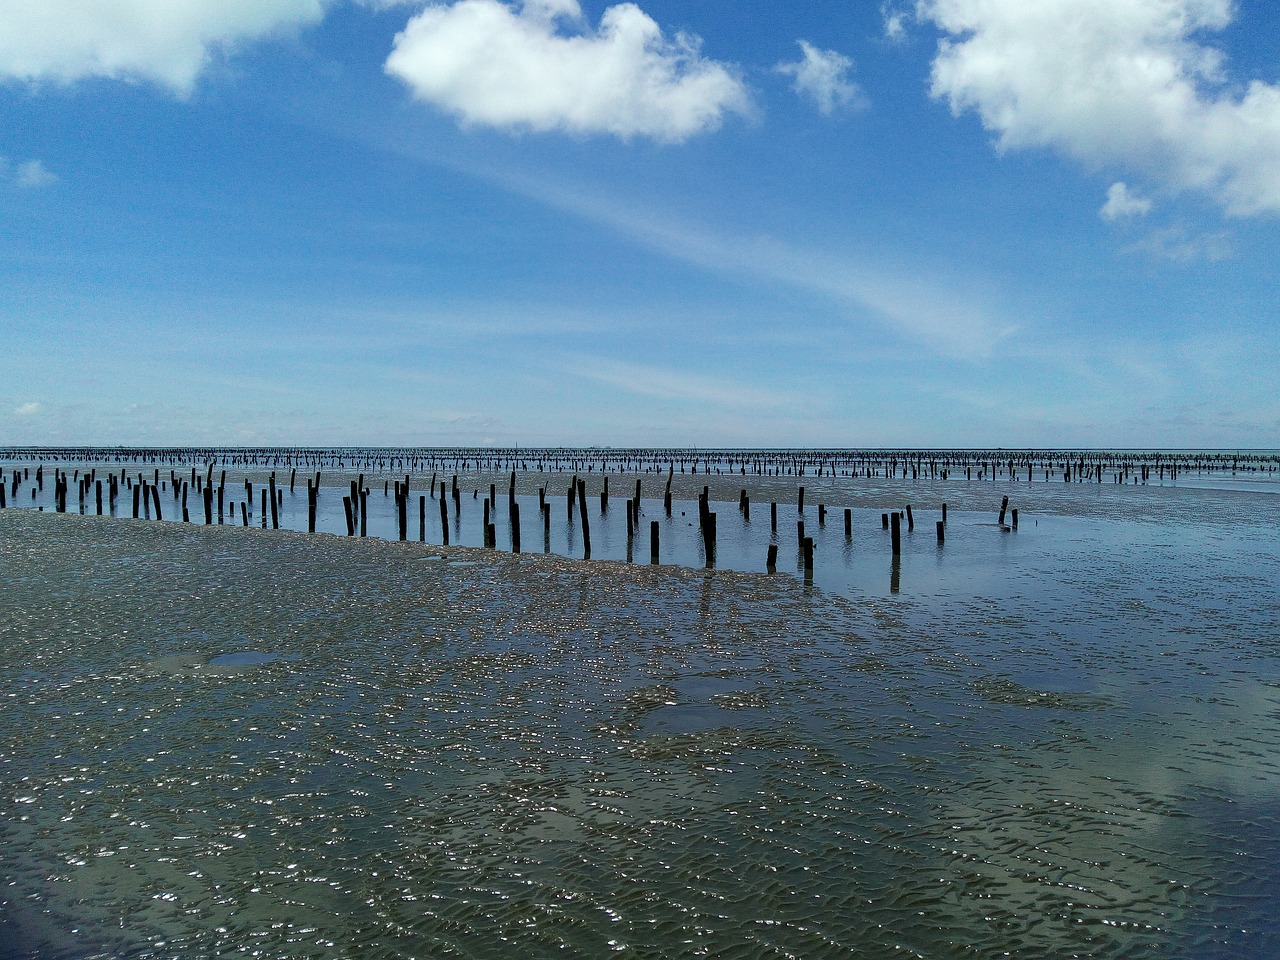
[1100,181,1152,220]
[776,40,862,114]
[920,0,1280,216]
[0,0,327,95]
[14,402,43,416]
[384,0,751,141]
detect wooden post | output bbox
[881,513,889,529]
[510,502,521,553]
[650,520,659,563]
[802,536,814,572]
[152,485,163,521]
[704,511,716,566]
[770,501,777,533]
[844,508,852,537]
[269,475,278,529]
[1011,508,1019,530]
[818,504,825,525]
[905,504,914,531]
[891,511,901,555]
[798,486,805,511]
[999,495,1008,525]
[359,489,368,537]
[942,502,947,525]
[578,478,591,557]
[601,475,608,513]
[133,484,140,518]
[419,495,426,541]
[936,520,945,544]
[203,485,213,524]
[260,488,267,528]
[766,544,778,571]
[797,519,805,545]
[439,495,449,545]
[240,501,249,527]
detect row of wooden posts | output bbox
[2,464,1020,573]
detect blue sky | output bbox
[2,0,1278,448]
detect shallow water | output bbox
[2,469,1279,958]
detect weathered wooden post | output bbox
[936,520,945,544]
[891,511,901,555]
[844,508,852,537]
[203,485,213,525]
[766,544,778,571]
[771,501,777,533]
[802,536,814,573]
[999,495,1008,525]
[650,520,659,563]
[419,496,426,541]
[905,504,914,531]
[510,501,521,553]
[1011,508,1019,530]
[798,486,805,512]
[577,478,591,557]
[439,495,449,545]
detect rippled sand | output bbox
[2,510,1278,958]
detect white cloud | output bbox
[15,159,57,188]
[493,171,1014,358]
[384,0,751,141]
[775,40,862,115]
[882,3,910,41]
[920,0,1280,216]
[0,0,327,95]
[1126,225,1231,262]
[14,402,43,416]
[1100,181,1152,220]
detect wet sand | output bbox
[2,508,1278,958]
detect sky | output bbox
[1,0,1278,449]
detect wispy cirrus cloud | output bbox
[563,354,793,409]
[498,172,1015,359]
